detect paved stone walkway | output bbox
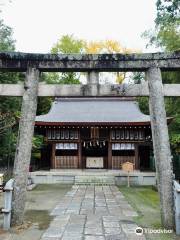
[41,185,146,240]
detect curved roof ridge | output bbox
[36,97,150,124]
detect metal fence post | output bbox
[2,179,14,230]
[173,180,180,235]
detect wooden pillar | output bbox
[146,67,174,229]
[78,143,82,169]
[12,67,39,226]
[134,143,139,170]
[51,143,56,169]
[78,129,82,169]
[108,129,112,169]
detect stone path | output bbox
[41,185,146,240]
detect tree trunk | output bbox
[11,67,39,226]
[146,67,174,229]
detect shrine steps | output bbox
[74,175,115,185]
[30,170,156,186]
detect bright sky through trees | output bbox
[1,0,157,53]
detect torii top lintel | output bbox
[0,51,179,72]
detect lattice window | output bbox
[125,129,129,140]
[46,129,78,140]
[111,130,116,140]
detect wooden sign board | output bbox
[122,162,134,187]
[122,162,134,172]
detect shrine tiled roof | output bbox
[35,98,151,125]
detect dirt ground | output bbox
[0,184,72,240]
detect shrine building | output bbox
[35,97,155,171]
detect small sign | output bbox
[122,162,134,187]
[122,162,134,172]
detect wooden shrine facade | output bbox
[35,98,154,171]
[36,125,152,170]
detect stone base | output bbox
[30,170,156,186]
[27,183,37,191]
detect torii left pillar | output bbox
[11,67,39,226]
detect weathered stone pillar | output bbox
[146,67,174,229]
[12,67,39,225]
[86,71,99,96]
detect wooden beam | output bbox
[0,52,179,71]
[0,83,180,97]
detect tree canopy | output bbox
[156,0,180,26]
[139,0,180,153]
[155,0,180,154]
[0,19,22,168]
[49,35,136,84]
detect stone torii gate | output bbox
[0,51,180,228]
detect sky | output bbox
[1,0,158,54]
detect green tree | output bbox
[51,34,84,54]
[0,19,23,169]
[45,35,84,85]
[36,35,85,115]
[140,0,180,154]
[0,19,15,51]
[154,0,180,154]
[155,0,180,26]
[143,0,180,51]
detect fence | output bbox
[1,179,14,230]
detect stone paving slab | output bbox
[41,185,146,240]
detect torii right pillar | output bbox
[146,67,174,229]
